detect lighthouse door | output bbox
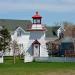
[34,44,40,57]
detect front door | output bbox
[33,44,40,57]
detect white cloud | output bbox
[0,0,75,13]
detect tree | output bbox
[11,40,20,64]
[46,42,52,56]
[46,42,59,57]
[0,27,11,52]
[0,36,3,51]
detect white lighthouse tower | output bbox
[24,12,48,62]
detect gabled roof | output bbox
[0,19,32,31]
[32,40,40,45]
[15,27,30,34]
[46,26,60,38]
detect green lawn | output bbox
[0,57,75,75]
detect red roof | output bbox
[32,40,40,45]
[32,11,42,19]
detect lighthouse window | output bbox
[33,19,35,24]
[33,19,41,24]
[36,19,41,24]
[35,45,38,48]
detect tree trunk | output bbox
[13,49,16,64]
[14,56,15,64]
[19,54,21,59]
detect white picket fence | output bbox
[35,57,75,62]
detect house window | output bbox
[19,44,23,49]
[17,31,21,37]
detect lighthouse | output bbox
[24,12,48,62]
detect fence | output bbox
[35,57,75,62]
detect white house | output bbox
[9,12,48,62]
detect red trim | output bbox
[32,11,42,19]
[33,23,41,24]
[32,17,42,19]
[26,24,47,31]
[27,29,46,31]
[32,40,40,45]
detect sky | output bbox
[0,0,75,26]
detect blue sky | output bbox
[0,0,75,26]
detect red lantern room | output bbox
[27,11,46,31]
[32,11,42,24]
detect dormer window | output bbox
[17,27,26,37]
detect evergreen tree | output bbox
[0,27,11,52]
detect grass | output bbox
[0,56,75,75]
